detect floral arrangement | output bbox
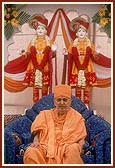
[77,70,86,88]
[4,4,31,40]
[92,4,111,38]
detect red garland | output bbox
[30,46,51,70]
[68,52,73,85]
[49,50,53,93]
[72,46,93,70]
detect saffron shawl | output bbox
[31,107,87,161]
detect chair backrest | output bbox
[25,93,111,143]
[26,93,94,122]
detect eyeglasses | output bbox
[56,97,69,103]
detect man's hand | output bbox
[31,133,41,148]
[78,139,85,154]
[30,141,41,148]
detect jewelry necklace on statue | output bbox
[35,36,46,54]
[77,38,87,56]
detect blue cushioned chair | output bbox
[4,94,111,164]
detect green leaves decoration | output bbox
[92,4,111,38]
[4,4,31,40]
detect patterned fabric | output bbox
[4,114,22,127]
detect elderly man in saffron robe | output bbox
[23,84,87,164]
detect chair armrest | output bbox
[92,130,111,164]
[4,132,22,164]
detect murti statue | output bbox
[22,14,55,103]
[67,14,99,107]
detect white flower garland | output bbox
[77,70,86,88]
[35,69,42,88]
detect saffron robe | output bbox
[24,107,87,164]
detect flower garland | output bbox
[30,35,51,70]
[30,45,51,70]
[77,70,86,87]
[72,46,92,70]
[69,46,97,87]
[35,69,43,88]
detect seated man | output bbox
[23,84,87,164]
